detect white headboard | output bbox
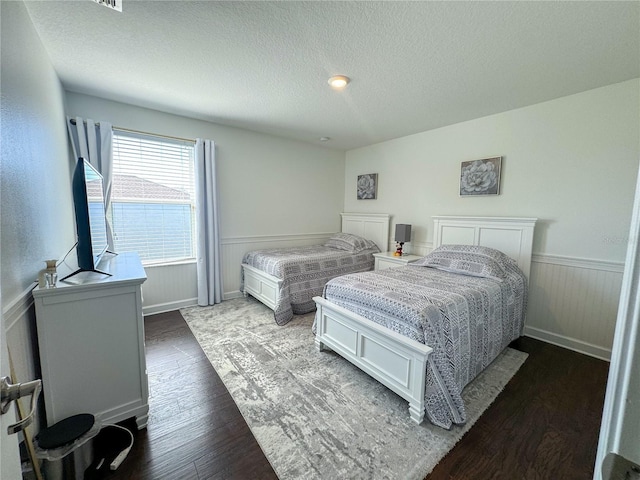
[432,216,537,279]
[341,213,391,252]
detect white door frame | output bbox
[594,168,640,479]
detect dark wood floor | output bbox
[99,310,609,480]
[429,335,609,480]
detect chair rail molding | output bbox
[222,232,334,246]
[532,253,624,273]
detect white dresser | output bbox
[33,252,149,429]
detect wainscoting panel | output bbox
[526,254,624,361]
[142,261,198,315]
[4,284,43,433]
[222,233,333,300]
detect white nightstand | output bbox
[373,251,422,270]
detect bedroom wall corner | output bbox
[1,0,75,422]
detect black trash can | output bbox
[34,413,100,480]
[83,424,134,479]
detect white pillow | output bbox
[324,233,379,253]
[412,244,517,281]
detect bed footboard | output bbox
[242,263,282,311]
[313,296,432,424]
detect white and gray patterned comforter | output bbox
[320,262,527,429]
[242,245,379,325]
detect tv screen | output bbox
[69,157,110,277]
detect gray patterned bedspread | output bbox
[319,263,527,429]
[242,245,379,325]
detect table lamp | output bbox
[394,224,412,256]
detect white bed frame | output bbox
[242,212,391,311]
[313,216,537,425]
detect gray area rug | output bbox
[181,297,528,480]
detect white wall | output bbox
[65,93,346,310]
[344,79,640,359]
[1,0,76,432]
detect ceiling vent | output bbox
[92,0,122,12]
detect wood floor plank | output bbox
[100,310,608,480]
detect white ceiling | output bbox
[24,0,640,150]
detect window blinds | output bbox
[111,130,196,264]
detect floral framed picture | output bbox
[357,173,378,200]
[460,157,502,196]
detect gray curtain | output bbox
[66,116,115,251]
[195,138,223,305]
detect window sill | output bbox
[142,258,197,268]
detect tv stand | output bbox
[33,252,149,428]
[60,251,119,282]
[60,267,111,282]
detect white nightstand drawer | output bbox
[373,252,422,270]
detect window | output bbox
[111,130,196,265]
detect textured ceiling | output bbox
[24,1,640,150]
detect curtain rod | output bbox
[69,118,196,144]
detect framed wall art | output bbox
[357,173,378,200]
[460,156,502,196]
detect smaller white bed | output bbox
[242,213,390,325]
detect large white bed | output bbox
[242,212,390,324]
[313,216,537,427]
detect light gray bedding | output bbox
[242,244,379,325]
[319,250,527,429]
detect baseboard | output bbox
[143,298,198,316]
[143,295,249,315]
[523,325,612,361]
[224,290,244,301]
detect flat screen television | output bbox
[62,157,112,281]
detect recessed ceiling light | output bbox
[328,75,350,89]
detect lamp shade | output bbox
[394,224,412,243]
